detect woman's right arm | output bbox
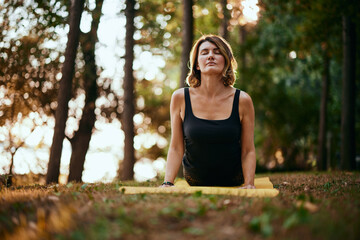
[162,89,185,186]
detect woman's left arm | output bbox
[239,91,256,189]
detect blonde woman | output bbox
[161,35,256,189]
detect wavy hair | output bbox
[186,35,237,88]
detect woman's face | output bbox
[196,41,225,76]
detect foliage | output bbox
[0,1,67,122]
[229,0,358,170]
[130,0,182,161]
[0,0,69,179]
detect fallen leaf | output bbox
[296,201,318,213]
[221,226,235,235]
[223,199,231,205]
[48,196,59,201]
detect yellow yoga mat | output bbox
[120,177,279,197]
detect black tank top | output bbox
[182,87,243,185]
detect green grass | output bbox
[1,172,359,240]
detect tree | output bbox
[0,1,66,185]
[317,44,330,170]
[340,14,356,170]
[239,0,324,170]
[180,0,193,88]
[290,0,358,170]
[68,0,104,182]
[292,0,341,170]
[47,0,85,184]
[130,0,181,170]
[121,0,136,180]
[219,0,229,40]
[1,96,37,186]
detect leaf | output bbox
[249,217,261,232]
[323,182,332,190]
[48,195,59,201]
[192,190,202,198]
[296,201,318,213]
[249,213,273,237]
[81,183,88,190]
[283,213,299,229]
[183,227,204,236]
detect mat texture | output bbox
[120,177,279,197]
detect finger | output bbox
[239,185,255,189]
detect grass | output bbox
[1,171,359,240]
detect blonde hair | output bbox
[186,35,237,88]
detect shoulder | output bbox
[170,88,186,109]
[238,90,253,106]
[172,88,185,97]
[238,90,254,117]
[171,88,185,102]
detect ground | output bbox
[1,172,359,240]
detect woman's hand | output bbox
[159,184,174,188]
[239,184,256,189]
[159,182,175,188]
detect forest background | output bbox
[0,0,359,186]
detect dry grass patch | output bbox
[1,172,359,240]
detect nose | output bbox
[207,51,214,59]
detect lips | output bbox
[206,62,216,65]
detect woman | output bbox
[161,35,256,189]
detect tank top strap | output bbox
[231,89,241,119]
[184,87,193,119]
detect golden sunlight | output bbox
[275,149,284,165]
[240,0,260,25]
[228,0,260,27]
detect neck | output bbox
[198,74,227,97]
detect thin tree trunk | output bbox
[7,154,14,187]
[121,0,136,180]
[239,25,247,74]
[178,0,194,178]
[7,95,16,187]
[46,0,85,184]
[219,0,229,41]
[317,45,330,171]
[180,0,193,88]
[340,15,356,170]
[68,0,103,182]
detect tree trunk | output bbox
[239,25,247,75]
[7,153,14,187]
[180,0,193,88]
[219,0,229,41]
[7,96,16,187]
[340,15,356,170]
[46,0,85,184]
[68,0,103,182]
[317,45,330,171]
[121,0,136,181]
[178,0,194,178]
